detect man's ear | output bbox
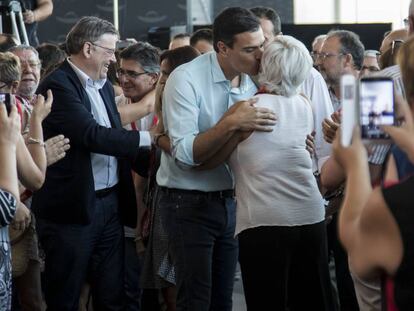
[216,41,229,56]
[149,73,159,87]
[344,53,354,68]
[10,81,19,94]
[82,42,92,59]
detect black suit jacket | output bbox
[32,60,146,227]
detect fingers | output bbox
[0,102,7,120]
[324,118,340,129]
[247,97,259,106]
[45,134,64,145]
[45,89,54,105]
[36,94,45,105]
[12,214,31,231]
[256,108,277,121]
[322,118,339,143]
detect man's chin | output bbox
[17,87,36,98]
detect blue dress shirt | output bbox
[156,52,257,191]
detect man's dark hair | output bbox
[213,7,260,52]
[250,6,282,35]
[66,16,118,55]
[327,30,365,70]
[160,45,200,72]
[190,29,213,47]
[36,43,67,77]
[172,33,191,40]
[119,42,160,73]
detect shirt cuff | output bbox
[139,131,151,148]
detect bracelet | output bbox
[27,137,45,147]
[134,235,143,242]
[154,133,167,147]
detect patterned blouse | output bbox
[0,189,17,311]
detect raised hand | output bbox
[32,89,53,122]
[322,118,340,144]
[12,202,31,231]
[0,103,21,146]
[45,135,70,166]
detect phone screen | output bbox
[0,93,11,115]
[360,78,394,140]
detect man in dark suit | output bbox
[31,16,151,310]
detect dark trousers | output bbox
[327,214,359,311]
[125,237,143,311]
[238,222,336,311]
[37,191,125,311]
[159,188,238,311]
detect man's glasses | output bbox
[89,42,116,56]
[317,52,345,61]
[116,68,149,79]
[310,51,320,61]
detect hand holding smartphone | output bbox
[340,75,395,146]
[360,77,395,142]
[0,93,12,115]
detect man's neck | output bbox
[17,92,35,103]
[334,68,359,100]
[216,53,238,81]
[69,55,98,81]
[332,85,340,100]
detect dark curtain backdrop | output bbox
[213,0,293,23]
[37,0,293,44]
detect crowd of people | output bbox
[0,2,414,311]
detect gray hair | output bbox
[66,16,118,55]
[259,35,312,97]
[119,42,160,73]
[9,44,39,58]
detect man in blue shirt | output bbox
[157,7,276,311]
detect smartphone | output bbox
[359,77,395,141]
[0,93,11,115]
[340,74,358,147]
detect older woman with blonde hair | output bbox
[201,35,334,310]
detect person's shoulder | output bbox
[41,61,73,84]
[377,65,400,78]
[38,62,80,93]
[304,67,325,85]
[173,53,208,74]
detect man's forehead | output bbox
[321,36,340,52]
[120,58,143,70]
[14,49,38,61]
[233,28,265,47]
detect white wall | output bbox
[295,0,411,29]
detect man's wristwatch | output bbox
[153,133,166,147]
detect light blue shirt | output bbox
[68,59,119,191]
[156,52,258,191]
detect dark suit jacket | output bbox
[32,60,146,227]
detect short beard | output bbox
[17,85,37,100]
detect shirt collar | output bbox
[67,58,106,90]
[211,53,227,83]
[210,53,252,93]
